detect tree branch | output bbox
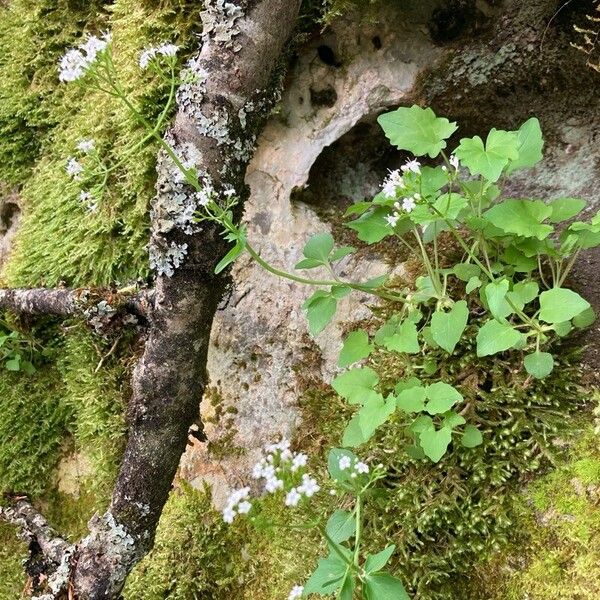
[0,287,153,323]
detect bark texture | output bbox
[69,1,301,598]
[0,287,151,320]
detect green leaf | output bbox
[424,382,463,415]
[364,574,410,600]
[430,300,469,353]
[506,117,544,174]
[328,448,359,483]
[331,285,352,299]
[330,246,356,262]
[549,198,586,223]
[339,574,355,600]
[303,232,334,262]
[431,193,468,220]
[331,367,380,405]
[524,352,554,379]
[365,545,396,574]
[461,424,483,448]
[454,128,519,182]
[396,385,427,413]
[484,280,511,320]
[303,553,347,595]
[453,263,480,282]
[326,510,356,543]
[214,239,245,274]
[553,321,573,337]
[538,288,591,324]
[303,292,337,336]
[466,276,482,293]
[361,274,388,289]
[357,394,396,440]
[509,281,539,307]
[347,207,391,243]
[394,377,422,395]
[414,275,437,301]
[5,357,21,371]
[410,415,434,434]
[377,105,458,158]
[419,426,453,463]
[573,306,596,328]
[345,201,372,216]
[342,414,369,447]
[476,320,522,356]
[442,411,466,428]
[295,258,324,270]
[484,199,553,240]
[382,320,420,354]
[338,330,373,367]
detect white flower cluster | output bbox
[338,455,370,478]
[385,192,421,227]
[79,190,97,213]
[66,157,84,180]
[381,158,421,199]
[148,240,188,277]
[288,584,304,600]
[222,487,252,524]
[139,43,179,70]
[442,154,460,172]
[252,439,320,507]
[77,138,95,153]
[58,32,111,82]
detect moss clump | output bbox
[1,0,202,287]
[124,483,245,600]
[0,361,71,496]
[0,523,28,600]
[292,340,590,600]
[57,326,131,497]
[474,424,600,600]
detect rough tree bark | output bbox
[0,0,301,598]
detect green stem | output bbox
[353,494,362,569]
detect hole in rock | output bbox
[428,0,489,44]
[0,202,19,234]
[317,44,341,67]
[372,35,382,50]
[310,84,338,108]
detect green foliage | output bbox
[378,105,458,158]
[124,484,243,600]
[1,0,202,287]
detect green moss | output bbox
[0,362,71,496]
[475,424,600,600]
[0,523,28,600]
[124,483,245,600]
[1,0,202,287]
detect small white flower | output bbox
[223,506,236,523]
[139,43,179,69]
[252,460,266,479]
[401,158,421,174]
[261,464,276,480]
[441,165,448,172]
[280,448,293,461]
[59,33,110,82]
[329,489,337,496]
[157,43,179,57]
[338,456,352,470]
[79,190,91,202]
[288,585,304,600]
[265,477,284,493]
[381,169,403,198]
[77,139,95,153]
[402,197,416,213]
[385,213,399,228]
[66,157,83,179]
[355,461,369,474]
[298,474,320,498]
[351,472,357,479]
[291,453,308,472]
[285,488,302,507]
[450,154,460,170]
[237,500,252,514]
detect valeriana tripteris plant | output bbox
[223,439,410,599]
